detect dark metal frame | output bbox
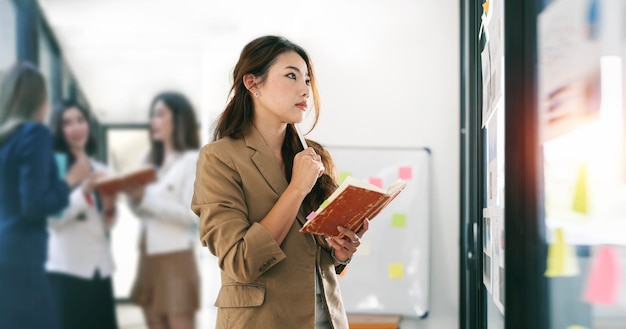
[503,0,549,328]
[460,0,483,328]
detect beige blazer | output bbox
[192,126,349,329]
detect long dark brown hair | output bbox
[214,35,336,215]
[148,91,200,167]
[0,62,47,143]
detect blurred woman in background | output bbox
[124,91,201,329]
[47,101,119,329]
[0,62,90,329]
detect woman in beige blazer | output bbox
[192,35,368,329]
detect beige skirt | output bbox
[130,239,200,315]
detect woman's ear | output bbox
[243,74,259,93]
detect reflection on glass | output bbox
[540,0,626,328]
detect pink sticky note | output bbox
[306,211,317,221]
[583,246,621,305]
[399,166,413,180]
[369,177,383,188]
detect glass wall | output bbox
[538,0,626,328]
[0,0,17,73]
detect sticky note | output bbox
[388,263,404,279]
[355,240,371,256]
[583,246,620,305]
[306,211,317,220]
[399,166,412,180]
[544,228,580,277]
[369,177,383,188]
[319,200,330,210]
[392,213,407,228]
[572,163,588,214]
[338,172,351,184]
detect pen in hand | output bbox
[294,123,308,150]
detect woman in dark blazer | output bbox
[0,62,90,329]
[192,36,368,329]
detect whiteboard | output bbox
[327,146,431,318]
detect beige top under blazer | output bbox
[192,126,349,329]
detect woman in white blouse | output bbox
[47,101,118,329]
[123,92,200,329]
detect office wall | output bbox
[309,2,460,328]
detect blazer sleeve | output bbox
[18,124,70,220]
[132,152,198,227]
[191,144,286,283]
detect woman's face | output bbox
[62,107,90,150]
[253,51,312,125]
[150,100,174,143]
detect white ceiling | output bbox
[37,0,427,126]
[38,0,313,123]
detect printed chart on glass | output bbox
[325,146,431,318]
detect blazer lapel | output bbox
[244,126,289,197]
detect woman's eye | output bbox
[305,79,311,86]
[286,73,296,80]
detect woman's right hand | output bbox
[64,154,91,188]
[81,171,105,195]
[290,148,325,195]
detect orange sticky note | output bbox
[388,263,404,279]
[572,163,588,214]
[583,246,620,305]
[398,166,412,180]
[545,228,579,277]
[369,177,383,188]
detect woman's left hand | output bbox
[326,219,370,264]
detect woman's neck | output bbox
[162,139,174,157]
[70,147,86,159]
[252,117,287,153]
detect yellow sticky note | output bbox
[545,228,580,277]
[338,172,351,184]
[319,199,330,210]
[392,214,407,228]
[572,163,588,214]
[482,1,490,15]
[388,263,404,279]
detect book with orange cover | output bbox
[94,166,157,195]
[300,176,407,237]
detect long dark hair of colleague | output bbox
[148,92,200,167]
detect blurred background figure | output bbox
[46,100,119,329]
[124,92,201,329]
[0,62,90,329]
